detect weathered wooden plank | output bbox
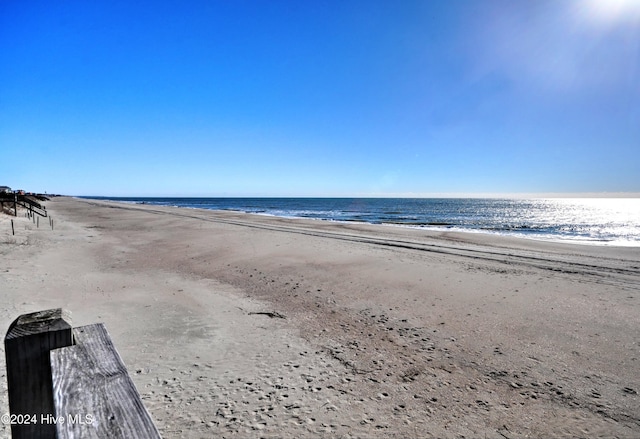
[50,324,161,439]
[4,308,73,439]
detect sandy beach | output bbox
[1,196,639,438]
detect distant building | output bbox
[0,186,12,194]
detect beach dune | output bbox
[1,197,639,437]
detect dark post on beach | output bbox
[11,219,14,236]
[4,309,74,439]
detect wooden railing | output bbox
[17,196,48,218]
[0,194,48,218]
[4,309,161,438]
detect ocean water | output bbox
[85,197,640,246]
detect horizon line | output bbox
[71,192,640,199]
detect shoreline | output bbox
[2,196,639,437]
[78,196,640,248]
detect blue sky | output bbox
[1,0,639,197]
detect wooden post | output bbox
[5,309,73,439]
[11,219,14,235]
[51,324,162,438]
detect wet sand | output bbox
[1,197,639,438]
